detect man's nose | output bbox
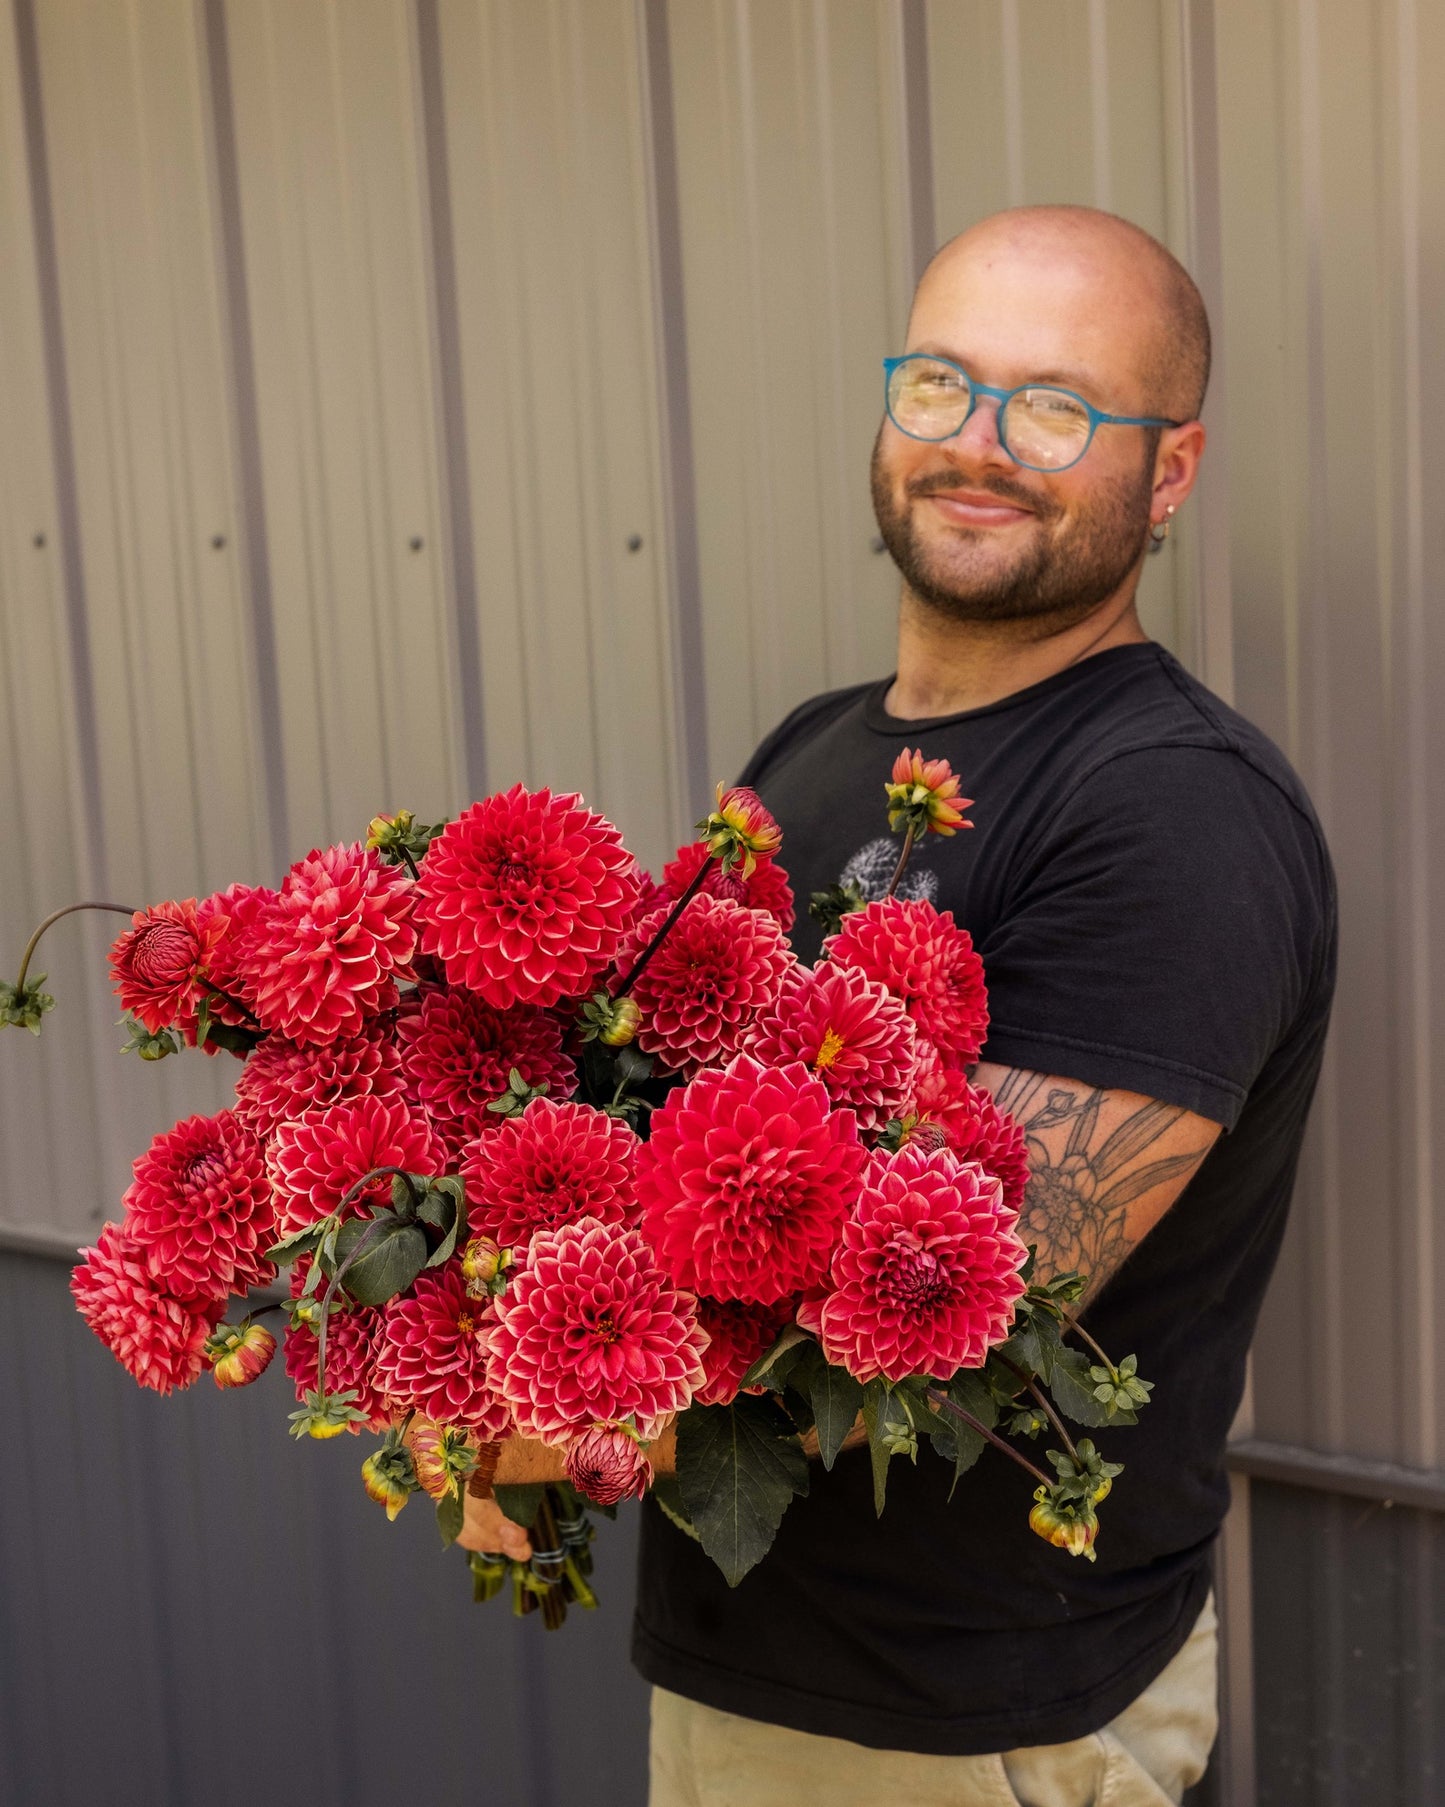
[947,393,1019,469]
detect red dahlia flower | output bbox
[191,881,273,1041]
[798,1144,1028,1383]
[267,1094,443,1237]
[71,1223,222,1394]
[121,1110,275,1300]
[109,899,219,1036]
[233,1024,406,1140]
[394,987,575,1150]
[745,962,917,1132]
[693,1298,795,1406]
[459,1097,639,1244]
[415,785,640,1007]
[913,1059,1030,1218]
[486,1217,708,1444]
[564,1424,654,1505]
[243,843,416,1044]
[660,840,795,933]
[618,895,793,1077]
[636,1054,865,1304]
[373,1264,511,1438]
[825,897,989,1069]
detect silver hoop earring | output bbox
[1148,503,1177,546]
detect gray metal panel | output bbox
[0,1246,650,1807]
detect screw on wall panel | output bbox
[626,534,643,552]
[33,532,45,548]
[870,536,886,554]
[409,536,424,552]
[212,534,226,549]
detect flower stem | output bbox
[613,856,713,997]
[398,847,421,882]
[883,824,917,900]
[925,1387,1052,1488]
[314,1166,426,1394]
[996,1354,1078,1462]
[13,901,139,994]
[1058,1308,1114,1375]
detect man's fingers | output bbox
[456,1493,532,1561]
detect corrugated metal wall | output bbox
[1,3,1440,1802]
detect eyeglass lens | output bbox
[886,357,1093,470]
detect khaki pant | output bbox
[649,1591,1217,1807]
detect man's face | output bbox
[871,231,1165,633]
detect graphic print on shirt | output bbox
[839,837,939,906]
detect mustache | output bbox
[905,469,1053,515]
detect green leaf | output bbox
[334,1217,428,1307]
[436,1490,465,1548]
[1048,1347,1115,1429]
[999,1309,1063,1387]
[788,1342,864,1471]
[648,1474,701,1543]
[494,1483,544,1532]
[859,1379,900,1516]
[391,1172,423,1219]
[265,1220,329,1266]
[417,1177,467,1268]
[738,1323,810,1391]
[675,1396,809,1587]
[924,1369,998,1498]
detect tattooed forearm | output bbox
[977,1066,1220,1296]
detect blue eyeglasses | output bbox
[883,354,1182,472]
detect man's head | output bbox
[871,206,1209,636]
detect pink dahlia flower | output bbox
[660,840,795,933]
[394,987,575,1150]
[189,881,273,1044]
[913,1060,1030,1219]
[745,962,918,1132]
[799,1144,1028,1383]
[267,1094,443,1237]
[825,897,989,1069]
[71,1223,222,1394]
[415,785,640,1007]
[486,1217,708,1444]
[459,1097,639,1244]
[121,1110,275,1300]
[108,899,218,1036]
[374,1264,511,1438]
[284,1266,390,1430]
[617,895,793,1077]
[242,843,417,1044]
[233,1025,405,1140]
[693,1298,795,1406]
[564,1424,654,1505]
[637,1054,865,1304]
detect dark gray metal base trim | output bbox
[1228,1437,1445,1513]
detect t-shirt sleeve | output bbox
[973,746,1331,1130]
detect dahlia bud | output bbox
[404,1417,476,1501]
[460,1234,513,1300]
[599,995,642,1047]
[564,1423,654,1506]
[366,809,415,851]
[204,1320,277,1389]
[287,1388,369,1439]
[1029,1488,1099,1561]
[696,785,782,879]
[884,749,973,839]
[361,1444,418,1521]
[1,974,56,1035]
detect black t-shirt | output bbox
[631,640,1338,1754]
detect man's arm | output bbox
[970,1062,1223,1297]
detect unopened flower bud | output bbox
[205,1320,277,1389]
[564,1423,654,1506]
[405,1417,476,1501]
[460,1235,513,1299]
[884,749,973,839]
[361,1445,418,1521]
[598,995,642,1047]
[365,809,415,852]
[697,785,782,879]
[1029,1487,1099,1561]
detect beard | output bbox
[869,426,1158,631]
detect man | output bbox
[629,206,1336,1804]
[462,204,1336,1803]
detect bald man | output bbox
[630,208,1338,1804]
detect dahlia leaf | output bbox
[999,1310,1062,1386]
[738,1323,809,1391]
[334,1217,428,1307]
[435,1489,465,1548]
[649,1475,701,1543]
[860,1380,899,1515]
[676,1396,809,1588]
[923,1370,997,1498]
[1047,1347,1117,1429]
[787,1342,864,1471]
[495,1483,544,1532]
[266,1219,330,1266]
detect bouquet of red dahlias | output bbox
[4,753,1151,1625]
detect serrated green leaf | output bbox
[334,1217,428,1307]
[925,1368,997,1498]
[494,1483,544,1532]
[265,1220,328,1266]
[436,1489,465,1547]
[860,1379,899,1516]
[675,1396,809,1587]
[738,1323,809,1391]
[1048,1347,1115,1428]
[649,1475,701,1543]
[788,1342,864,1471]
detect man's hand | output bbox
[970,1063,1223,1298]
[456,1493,534,1560]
